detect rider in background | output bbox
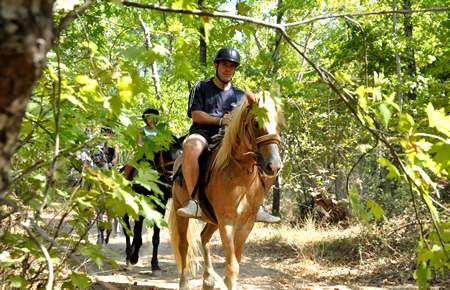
[176,47,281,224]
[101,124,121,237]
[137,107,159,148]
[101,124,119,170]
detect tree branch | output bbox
[56,0,97,35]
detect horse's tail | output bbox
[166,198,200,277]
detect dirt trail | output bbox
[87,224,279,290]
[85,224,418,290]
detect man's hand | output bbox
[221,112,232,127]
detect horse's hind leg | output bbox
[151,226,162,276]
[201,223,218,290]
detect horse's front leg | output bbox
[201,223,218,290]
[123,214,133,266]
[219,224,239,290]
[129,216,144,265]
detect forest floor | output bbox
[82,217,449,290]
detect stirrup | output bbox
[177,199,202,218]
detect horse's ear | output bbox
[244,85,259,105]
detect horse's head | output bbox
[153,134,186,181]
[215,86,284,177]
[245,87,284,177]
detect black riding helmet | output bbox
[214,47,240,85]
[214,47,241,66]
[101,124,113,133]
[142,107,159,125]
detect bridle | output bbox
[230,106,281,175]
[152,150,176,181]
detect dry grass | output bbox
[237,216,449,289]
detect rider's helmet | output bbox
[101,124,113,133]
[142,107,159,125]
[214,47,240,67]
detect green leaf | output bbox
[0,251,26,269]
[382,92,400,112]
[429,142,450,172]
[379,103,392,127]
[7,275,31,289]
[366,200,386,220]
[396,113,415,133]
[236,2,251,15]
[426,102,450,137]
[349,184,359,216]
[359,207,373,232]
[377,158,400,180]
[335,71,353,84]
[250,105,268,128]
[414,261,433,290]
[68,272,92,289]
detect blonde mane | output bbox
[213,92,284,172]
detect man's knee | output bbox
[184,134,208,154]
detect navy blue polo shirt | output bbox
[188,78,245,136]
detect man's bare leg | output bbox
[177,134,208,218]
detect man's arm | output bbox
[191,110,231,127]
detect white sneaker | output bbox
[177,200,202,218]
[256,206,281,224]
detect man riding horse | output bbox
[177,46,281,223]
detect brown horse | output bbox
[167,87,284,290]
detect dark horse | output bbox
[120,134,186,275]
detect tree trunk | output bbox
[138,12,164,112]
[272,177,280,216]
[198,0,207,67]
[269,0,283,75]
[393,0,403,111]
[403,0,416,100]
[0,0,54,196]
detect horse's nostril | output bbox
[266,162,280,174]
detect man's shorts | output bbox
[189,127,219,144]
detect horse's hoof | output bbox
[129,252,139,265]
[152,269,162,277]
[125,260,134,269]
[202,276,215,290]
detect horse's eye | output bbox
[253,121,259,128]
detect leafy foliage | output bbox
[1,0,450,288]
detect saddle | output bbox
[173,131,225,224]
